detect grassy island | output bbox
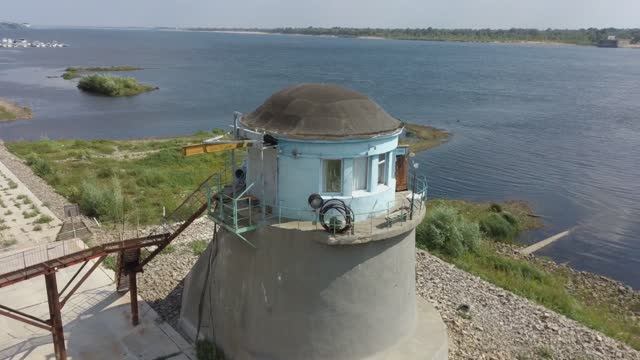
[62,66,143,80]
[0,98,32,122]
[400,123,449,152]
[77,74,157,97]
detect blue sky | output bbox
[4,0,640,29]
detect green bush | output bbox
[136,169,168,187]
[489,203,503,213]
[417,205,481,257]
[77,74,155,97]
[25,154,54,177]
[97,167,115,178]
[480,212,519,242]
[190,239,209,256]
[34,214,54,224]
[78,179,124,222]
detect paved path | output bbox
[0,259,196,359]
[0,159,62,252]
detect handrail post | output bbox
[233,199,238,230]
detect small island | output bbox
[400,123,449,152]
[0,98,32,121]
[77,74,157,97]
[62,66,143,80]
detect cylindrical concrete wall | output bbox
[180,226,417,360]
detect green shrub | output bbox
[136,169,167,187]
[190,239,209,256]
[34,214,54,224]
[25,154,54,177]
[78,179,124,222]
[417,205,481,257]
[102,255,117,271]
[480,212,519,242]
[489,203,503,212]
[97,167,115,178]
[22,209,39,218]
[77,74,156,97]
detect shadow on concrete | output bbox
[1,289,188,360]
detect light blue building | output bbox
[180,84,446,360]
[240,83,407,221]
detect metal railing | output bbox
[0,240,85,275]
[206,174,428,238]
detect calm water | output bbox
[1,29,639,287]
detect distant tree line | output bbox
[188,27,640,45]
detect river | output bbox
[1,28,639,287]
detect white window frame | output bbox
[377,153,388,186]
[322,159,343,194]
[353,156,369,192]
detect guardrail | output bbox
[207,174,428,238]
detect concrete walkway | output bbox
[0,159,62,251]
[0,259,196,359]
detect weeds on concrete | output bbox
[190,239,208,256]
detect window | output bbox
[353,157,368,191]
[323,159,342,193]
[378,153,387,185]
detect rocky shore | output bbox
[1,142,639,359]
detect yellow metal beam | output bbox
[182,140,253,156]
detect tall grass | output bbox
[7,131,232,225]
[416,204,480,257]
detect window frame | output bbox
[377,153,388,186]
[352,156,369,192]
[322,159,343,194]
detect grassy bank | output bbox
[62,66,143,80]
[419,200,640,350]
[6,131,231,225]
[77,74,157,97]
[400,123,449,153]
[0,98,32,121]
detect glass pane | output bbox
[353,157,368,191]
[378,153,387,185]
[324,160,342,193]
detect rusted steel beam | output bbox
[137,203,208,269]
[45,272,67,360]
[59,261,88,297]
[129,269,139,326]
[0,233,169,289]
[0,304,51,331]
[60,256,106,309]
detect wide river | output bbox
[1,28,639,287]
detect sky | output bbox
[3,0,640,29]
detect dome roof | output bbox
[241,84,402,140]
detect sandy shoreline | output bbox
[0,98,32,122]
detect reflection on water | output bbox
[0,28,639,287]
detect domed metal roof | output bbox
[241,84,402,140]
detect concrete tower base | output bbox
[179,223,447,360]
